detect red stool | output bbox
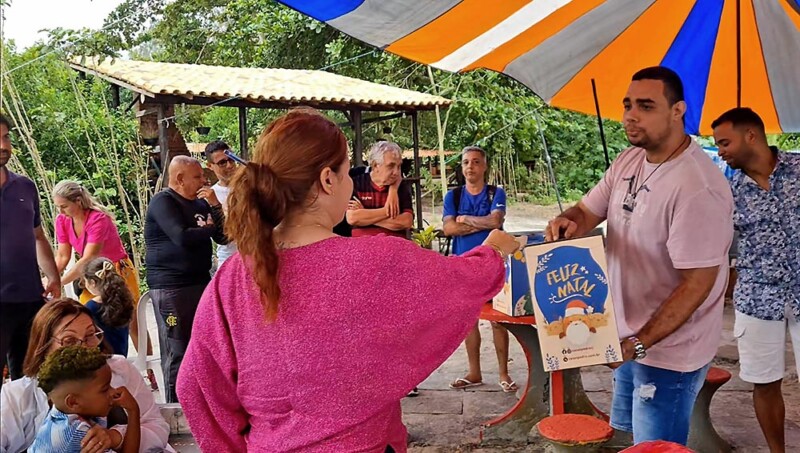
[621,440,695,452]
[688,366,732,453]
[536,414,613,451]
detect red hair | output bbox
[226,108,348,320]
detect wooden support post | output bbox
[111,85,121,109]
[157,104,170,183]
[238,107,248,160]
[352,109,363,167]
[411,111,423,230]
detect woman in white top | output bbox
[0,298,169,452]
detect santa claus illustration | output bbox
[559,300,595,346]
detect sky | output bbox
[2,0,124,49]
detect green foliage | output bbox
[2,42,147,265]
[412,225,439,249]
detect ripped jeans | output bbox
[610,361,710,445]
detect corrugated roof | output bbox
[402,150,457,159]
[69,58,451,110]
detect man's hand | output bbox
[80,425,117,453]
[385,188,399,218]
[197,187,220,207]
[620,338,636,362]
[545,217,578,242]
[456,215,467,224]
[42,276,62,300]
[348,198,364,211]
[606,339,635,370]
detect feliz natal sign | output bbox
[524,235,622,371]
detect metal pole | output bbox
[534,109,563,213]
[591,79,610,169]
[736,0,742,107]
[157,104,170,183]
[352,109,363,166]
[412,111,423,230]
[238,107,249,160]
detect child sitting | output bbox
[82,258,135,357]
[29,346,140,453]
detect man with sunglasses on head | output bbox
[545,67,734,445]
[205,141,238,267]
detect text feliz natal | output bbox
[546,264,596,301]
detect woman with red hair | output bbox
[177,109,519,452]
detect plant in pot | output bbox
[412,225,438,250]
[196,126,211,135]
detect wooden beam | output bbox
[339,112,408,129]
[111,85,120,109]
[411,111,423,230]
[238,107,249,160]
[352,109,363,167]
[157,104,170,183]
[69,63,157,98]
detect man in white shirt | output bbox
[205,141,238,266]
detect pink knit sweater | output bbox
[177,236,505,452]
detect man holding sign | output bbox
[545,67,733,445]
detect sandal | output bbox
[449,378,484,389]
[499,380,518,393]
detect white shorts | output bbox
[734,308,800,384]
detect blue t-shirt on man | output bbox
[443,185,507,256]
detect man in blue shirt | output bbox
[712,107,800,453]
[0,114,61,389]
[443,146,516,393]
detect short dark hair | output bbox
[711,107,765,133]
[37,346,109,394]
[632,66,685,106]
[204,140,230,161]
[0,114,11,130]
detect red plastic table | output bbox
[478,303,607,441]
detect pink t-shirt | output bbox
[55,210,128,262]
[582,141,733,372]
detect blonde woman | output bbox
[51,180,156,389]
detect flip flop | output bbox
[449,378,484,389]
[499,381,518,393]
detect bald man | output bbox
[144,155,228,402]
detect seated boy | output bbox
[30,346,140,453]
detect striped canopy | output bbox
[278,0,800,135]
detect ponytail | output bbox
[226,162,289,320]
[225,108,348,321]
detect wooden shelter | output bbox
[69,58,451,228]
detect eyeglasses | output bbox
[213,157,235,167]
[55,330,105,348]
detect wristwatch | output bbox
[627,336,647,361]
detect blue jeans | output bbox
[610,361,710,445]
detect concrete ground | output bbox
[159,302,799,453]
[401,303,800,452]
